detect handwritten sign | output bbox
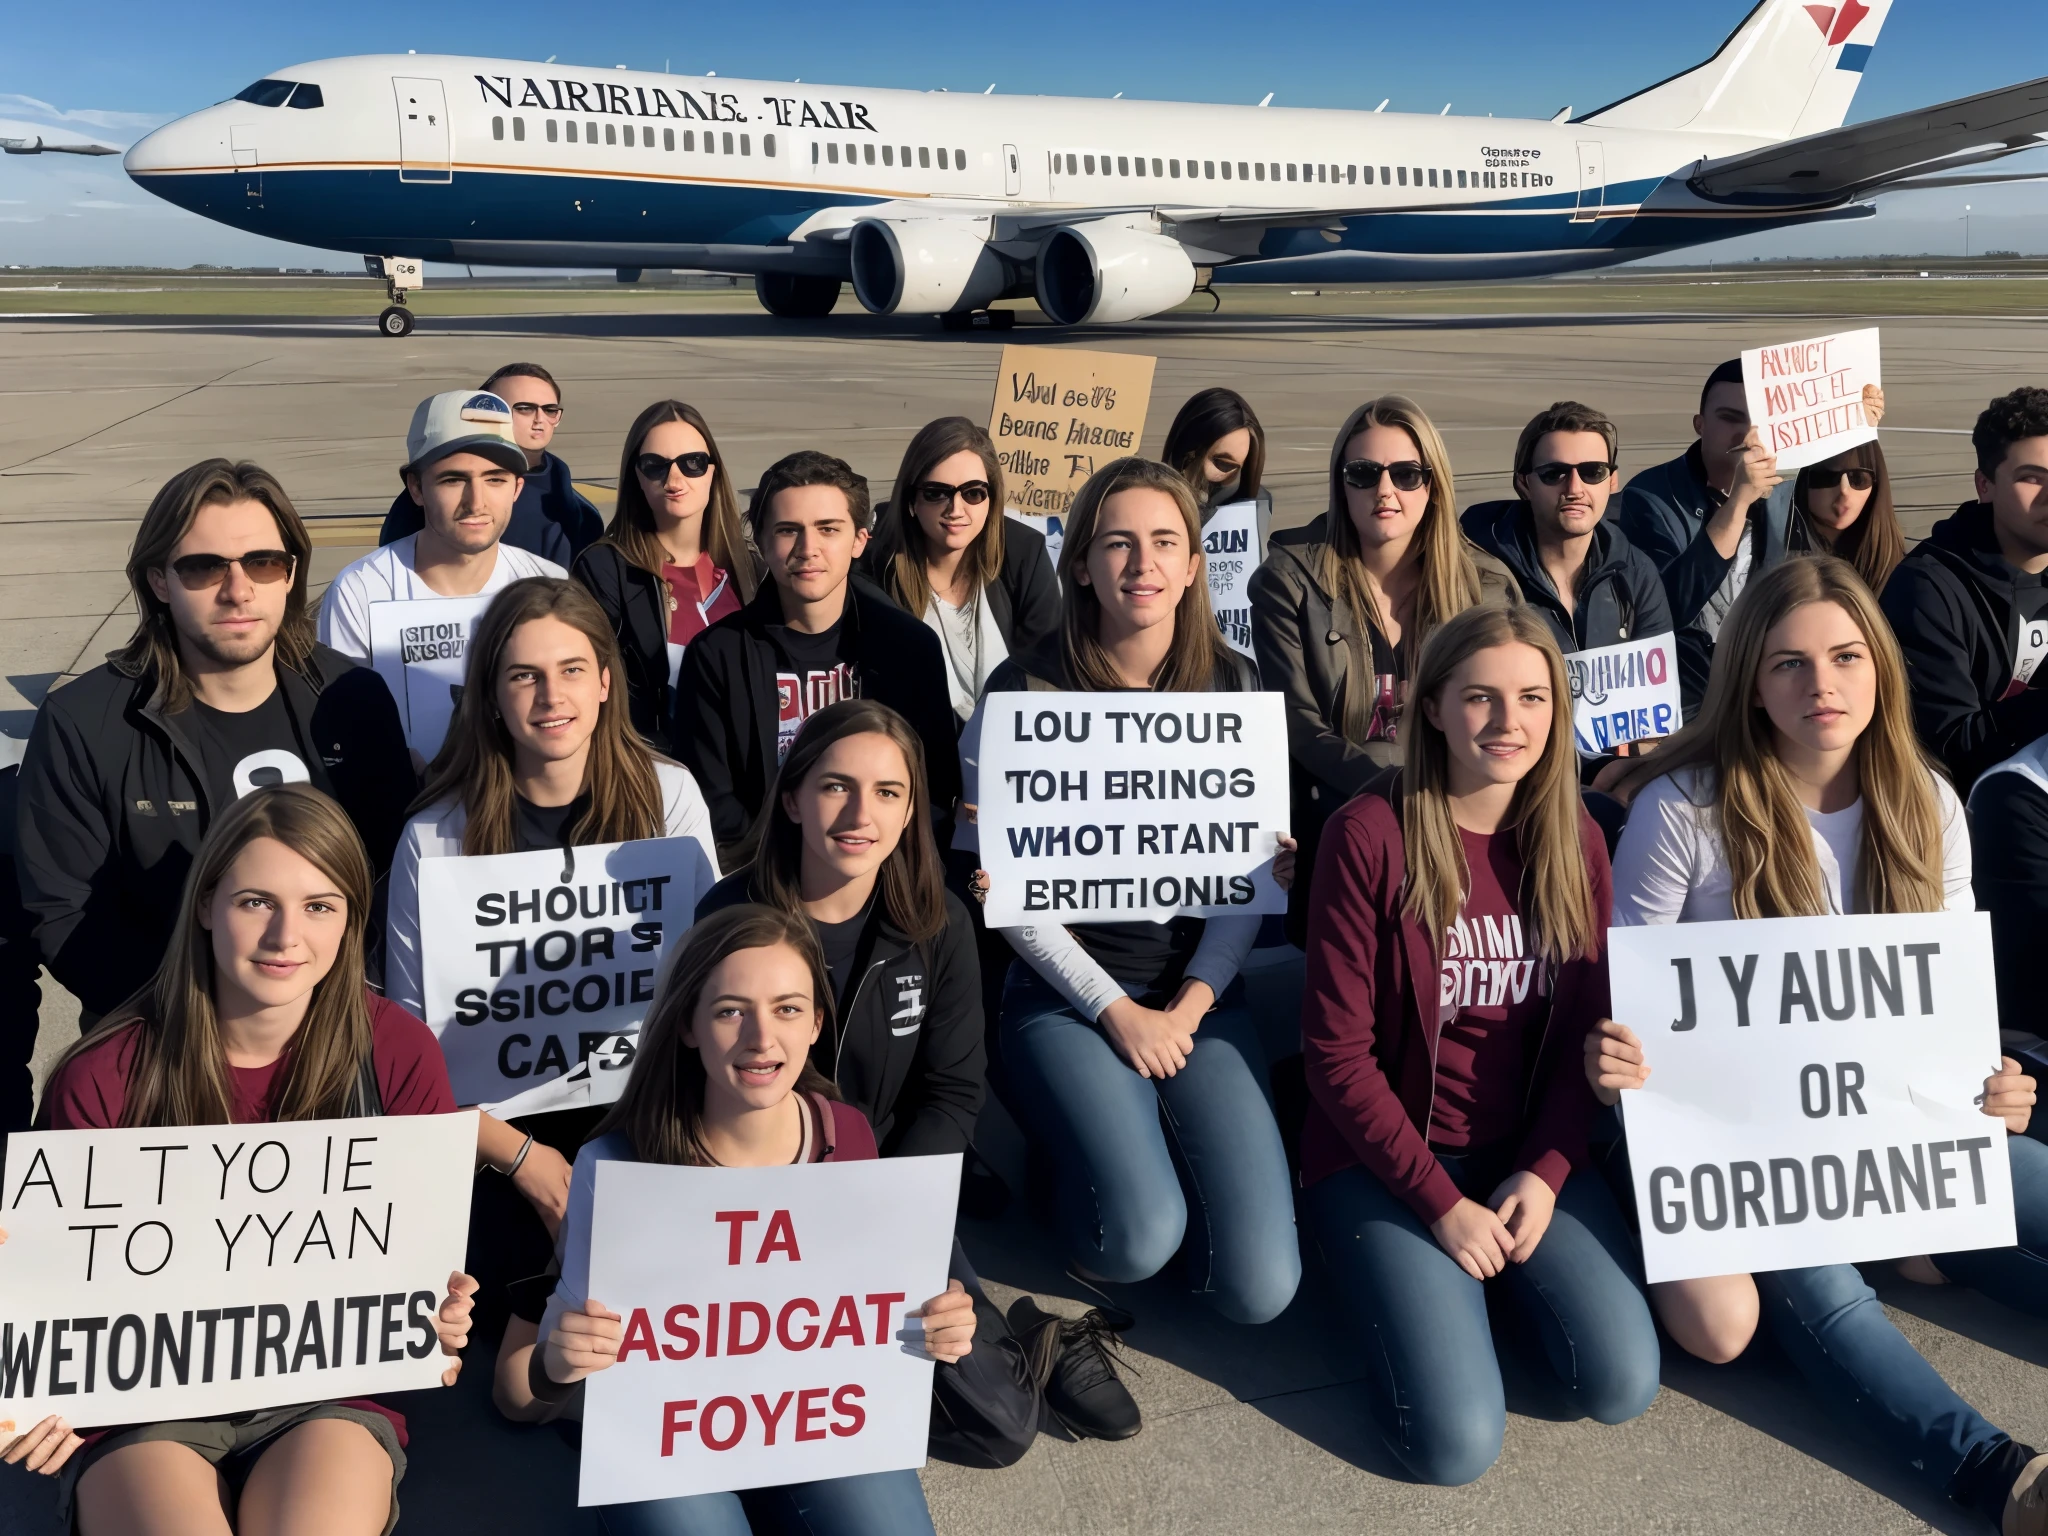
[987,345,1156,519]
[1741,328,1881,472]
[0,1113,476,1429]
[1566,633,1681,756]
[579,1154,959,1504]
[1204,501,1262,659]
[1611,912,2016,1283]
[976,690,1290,927]
[368,595,493,758]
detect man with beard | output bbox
[16,461,414,1022]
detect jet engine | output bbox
[1033,221,1198,326]
[848,218,1009,316]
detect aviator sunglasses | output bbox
[915,479,992,507]
[1529,460,1618,486]
[1806,467,1877,491]
[1342,459,1432,493]
[636,451,716,481]
[165,550,296,591]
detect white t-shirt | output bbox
[316,534,566,662]
[1611,766,1973,926]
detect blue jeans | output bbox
[1931,1128,2048,1318]
[595,1469,933,1536]
[1306,1159,1661,1486]
[999,968,1301,1324]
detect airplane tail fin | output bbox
[1580,0,1892,141]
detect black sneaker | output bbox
[1007,1297,1143,1442]
[958,1146,1011,1221]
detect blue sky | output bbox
[3,0,2043,267]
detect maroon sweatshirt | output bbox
[1298,785,1611,1224]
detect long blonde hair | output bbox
[1400,604,1597,965]
[1618,555,1946,916]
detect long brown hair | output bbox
[602,400,757,602]
[114,460,317,712]
[51,785,376,1127]
[1056,457,1233,692]
[1399,605,1598,964]
[1617,555,1946,916]
[413,578,666,855]
[872,416,1007,619]
[1793,440,1903,594]
[1161,387,1265,508]
[749,700,946,945]
[594,904,839,1166]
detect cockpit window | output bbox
[287,83,324,109]
[234,79,297,108]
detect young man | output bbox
[1462,400,1673,655]
[16,460,414,1020]
[1881,385,2048,792]
[376,363,603,565]
[675,450,960,858]
[320,389,567,662]
[1617,358,1795,712]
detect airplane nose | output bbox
[124,107,225,177]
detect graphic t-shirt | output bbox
[185,687,312,804]
[662,555,742,686]
[768,620,858,763]
[1427,828,1553,1153]
[2004,567,2048,698]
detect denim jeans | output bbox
[999,967,1301,1324]
[595,1469,933,1536]
[1305,1158,1661,1486]
[1931,1128,2048,1318]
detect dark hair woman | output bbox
[1160,385,1271,536]
[864,416,1061,726]
[5,786,477,1531]
[1788,437,1904,594]
[572,400,760,754]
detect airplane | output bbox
[119,0,2048,335]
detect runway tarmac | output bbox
[3,304,2046,1534]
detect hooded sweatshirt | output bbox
[1460,499,1674,655]
[1878,500,2048,793]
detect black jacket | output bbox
[378,451,602,566]
[1460,500,1674,655]
[673,577,963,858]
[571,540,724,758]
[1879,500,2048,793]
[696,873,985,1157]
[858,514,1064,660]
[16,646,415,1017]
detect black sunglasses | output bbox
[509,401,563,419]
[1529,460,1618,487]
[165,549,296,591]
[915,479,992,507]
[1342,459,1431,493]
[1807,467,1876,491]
[636,451,715,481]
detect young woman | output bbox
[499,903,975,1536]
[959,457,1301,1326]
[1,785,477,1535]
[1298,603,1659,1486]
[573,400,758,754]
[865,416,1060,727]
[1594,554,2048,1531]
[1789,440,1905,594]
[1160,385,1271,531]
[1249,394,1517,942]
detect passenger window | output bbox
[956,149,966,167]
[1204,160,1215,178]
[811,141,819,164]
[883,145,894,166]
[1427,168,1436,186]
[1317,165,1326,182]
[1064,152,1075,174]
[1221,161,1231,180]
[1254,163,1265,181]
[663,127,674,151]
[862,143,873,164]
[1362,165,1372,184]
[546,119,558,143]
[1117,156,1128,175]
[1456,169,1465,187]
[605,124,616,145]
[1169,159,1180,177]
[587,121,598,143]
[1346,164,1355,183]
[764,133,776,156]
[287,83,324,110]
[1085,154,1095,174]
[1132,156,1145,177]
[724,132,735,154]
[1237,161,1248,180]
[921,147,932,169]
[1397,166,1406,185]
[566,121,578,143]
[741,134,752,155]
[1152,158,1163,176]
[1286,164,1296,182]
[828,143,840,164]
[1413,166,1422,184]
[901,146,912,165]
[492,116,504,141]
[514,118,525,143]
[1380,165,1390,183]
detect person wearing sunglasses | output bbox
[1249,394,1516,944]
[1788,440,1903,595]
[1160,385,1273,544]
[375,362,603,567]
[573,400,760,756]
[16,460,414,1025]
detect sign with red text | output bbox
[578,1153,960,1504]
[0,1113,476,1429]
[1566,632,1681,757]
[1612,912,2015,1283]
[1741,327,1881,471]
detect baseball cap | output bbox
[402,390,528,476]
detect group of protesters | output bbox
[3,350,2047,1536]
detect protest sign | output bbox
[987,344,1156,521]
[0,1112,476,1430]
[578,1153,959,1504]
[1565,632,1681,756]
[976,690,1290,927]
[1204,500,1261,659]
[1741,327,1881,471]
[368,594,493,758]
[419,836,718,1110]
[1611,911,2016,1284]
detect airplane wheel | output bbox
[378,305,415,337]
[755,273,841,318]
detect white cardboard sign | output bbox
[368,594,493,758]
[579,1154,960,1504]
[418,837,717,1110]
[1611,912,2016,1284]
[0,1113,477,1429]
[976,690,1290,927]
[1566,632,1682,756]
[1741,327,1881,471]
[1203,500,1261,659]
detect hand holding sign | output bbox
[1741,328,1883,472]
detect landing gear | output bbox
[378,303,415,338]
[755,273,843,318]
[938,308,1018,332]
[365,255,424,337]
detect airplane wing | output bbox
[0,135,121,156]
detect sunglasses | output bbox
[1807,467,1876,491]
[915,479,992,507]
[1529,460,1618,487]
[636,451,715,481]
[166,550,296,590]
[509,401,563,419]
[1341,459,1431,493]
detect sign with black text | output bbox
[1204,500,1261,659]
[368,594,492,758]
[987,345,1156,519]
[1566,632,1682,756]
[1612,913,2016,1283]
[0,1113,476,1429]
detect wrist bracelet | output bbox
[504,1132,535,1178]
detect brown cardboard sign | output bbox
[987,345,1157,518]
